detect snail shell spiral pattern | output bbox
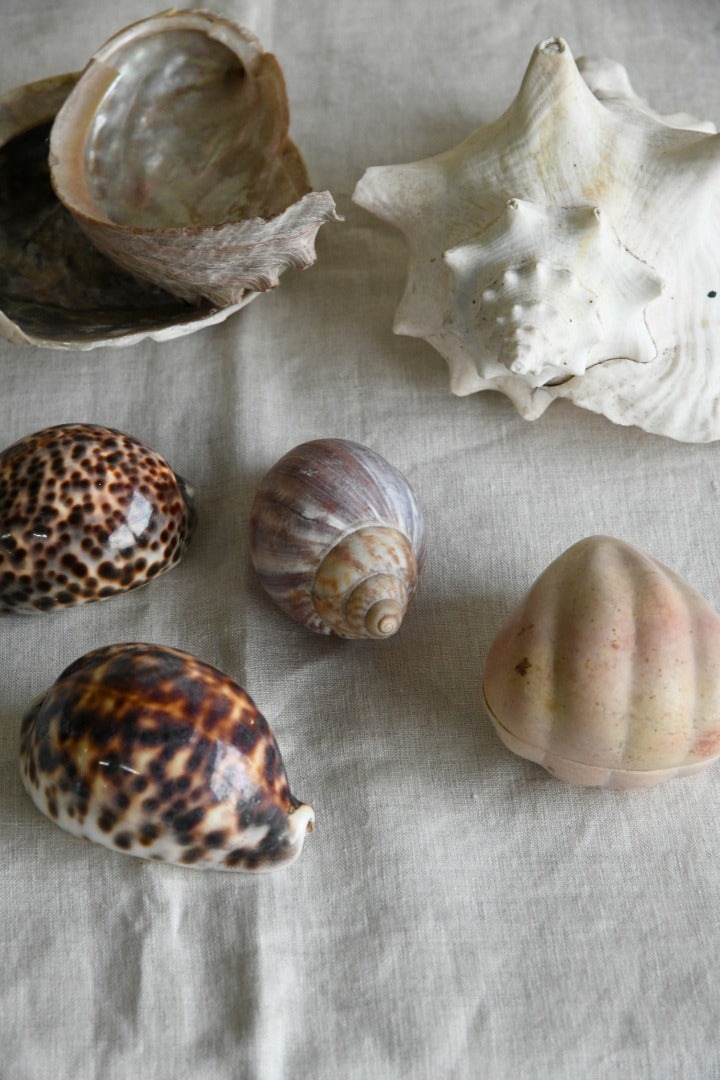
[483,536,720,788]
[19,644,314,870]
[249,438,426,639]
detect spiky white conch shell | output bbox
[353,37,720,442]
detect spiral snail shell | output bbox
[249,439,426,639]
[483,536,720,788]
[0,424,194,613]
[20,644,314,870]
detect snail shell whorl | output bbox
[249,439,426,638]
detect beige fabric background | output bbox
[2,1,720,1077]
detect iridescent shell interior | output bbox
[48,11,337,306]
[53,16,308,230]
[0,74,242,349]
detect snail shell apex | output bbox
[19,644,313,870]
[0,424,194,613]
[483,536,720,788]
[249,439,426,638]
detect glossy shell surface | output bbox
[0,424,194,613]
[0,73,253,350]
[483,536,720,787]
[49,10,339,306]
[20,644,313,870]
[249,438,426,638]
[353,38,720,442]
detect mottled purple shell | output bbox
[249,438,426,638]
[19,643,314,870]
[0,424,194,612]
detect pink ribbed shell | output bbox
[483,536,720,788]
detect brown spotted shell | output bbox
[19,643,314,870]
[0,424,194,613]
[249,438,426,639]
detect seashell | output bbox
[0,73,254,350]
[249,438,426,639]
[483,536,720,788]
[49,10,339,307]
[0,424,194,612]
[353,37,720,442]
[19,643,314,870]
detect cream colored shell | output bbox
[483,536,720,788]
[353,38,720,442]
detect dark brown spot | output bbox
[264,743,277,784]
[225,849,249,868]
[98,810,117,832]
[515,657,532,677]
[139,823,160,845]
[180,846,204,864]
[172,807,205,834]
[204,830,226,849]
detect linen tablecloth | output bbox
[2,1,720,1076]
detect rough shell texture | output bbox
[50,9,339,306]
[0,424,194,613]
[249,438,426,638]
[19,643,313,870]
[483,536,720,788]
[353,37,720,442]
[0,73,253,350]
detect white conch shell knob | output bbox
[483,536,720,788]
[249,439,426,639]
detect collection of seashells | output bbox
[4,12,720,870]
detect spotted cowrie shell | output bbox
[20,643,314,870]
[0,423,194,612]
